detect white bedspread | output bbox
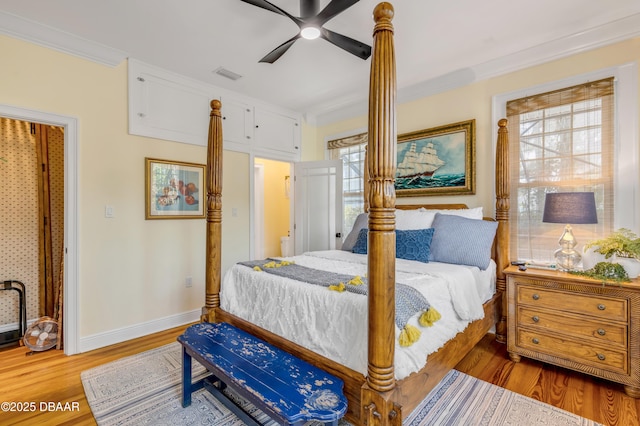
[221,250,496,380]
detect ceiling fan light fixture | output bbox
[300,26,320,40]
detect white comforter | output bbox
[221,250,496,380]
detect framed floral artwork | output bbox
[145,157,205,219]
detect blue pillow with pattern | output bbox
[429,213,498,270]
[396,228,434,262]
[352,228,369,254]
[352,228,434,263]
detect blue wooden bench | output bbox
[178,322,348,426]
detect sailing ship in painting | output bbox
[395,140,465,190]
[396,142,444,178]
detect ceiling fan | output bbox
[240,0,372,63]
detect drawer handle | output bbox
[597,328,606,336]
[532,338,540,344]
[532,294,540,300]
[597,304,606,311]
[597,353,606,361]
[532,316,539,323]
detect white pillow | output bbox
[396,208,434,230]
[395,207,483,230]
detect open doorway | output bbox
[0,118,64,351]
[253,158,292,258]
[0,104,78,355]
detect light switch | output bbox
[105,205,114,218]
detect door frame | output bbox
[253,163,265,259]
[0,104,79,355]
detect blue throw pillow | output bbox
[352,228,369,254]
[352,228,434,263]
[429,213,498,270]
[396,228,434,263]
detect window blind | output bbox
[506,77,614,264]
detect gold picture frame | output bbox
[395,119,475,197]
[145,157,206,219]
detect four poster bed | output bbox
[200,3,510,425]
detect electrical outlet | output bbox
[185,276,192,288]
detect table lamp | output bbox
[542,192,598,271]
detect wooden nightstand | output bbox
[505,265,640,397]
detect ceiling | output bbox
[2,0,640,125]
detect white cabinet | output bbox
[128,59,211,146]
[128,59,302,160]
[221,98,254,147]
[254,108,300,156]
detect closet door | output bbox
[293,160,343,254]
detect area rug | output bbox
[81,342,601,426]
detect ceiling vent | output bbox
[213,67,243,81]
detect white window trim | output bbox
[492,62,639,233]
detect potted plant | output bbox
[584,228,640,278]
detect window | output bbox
[506,78,614,263]
[328,132,367,234]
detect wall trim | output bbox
[78,309,200,353]
[312,13,640,126]
[0,11,127,67]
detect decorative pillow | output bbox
[351,228,369,254]
[342,213,368,251]
[429,213,498,270]
[435,206,483,220]
[396,228,434,263]
[396,208,434,230]
[352,228,435,264]
[395,206,483,230]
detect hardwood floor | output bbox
[456,334,640,426]
[0,327,638,425]
[0,324,193,426]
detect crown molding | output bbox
[0,11,127,67]
[312,12,640,127]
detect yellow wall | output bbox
[0,34,251,340]
[314,37,640,217]
[254,158,291,257]
[2,30,639,347]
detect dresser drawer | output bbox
[517,285,627,322]
[516,328,628,375]
[517,306,627,346]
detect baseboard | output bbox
[0,318,36,334]
[79,309,200,353]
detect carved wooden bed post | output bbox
[494,118,509,342]
[202,99,223,323]
[361,3,401,425]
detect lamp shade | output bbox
[542,192,598,224]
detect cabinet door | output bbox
[254,108,300,154]
[129,72,210,146]
[221,98,254,146]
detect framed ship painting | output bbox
[145,158,206,219]
[395,119,475,197]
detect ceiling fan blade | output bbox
[259,34,302,63]
[316,0,359,25]
[239,0,303,26]
[320,28,371,60]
